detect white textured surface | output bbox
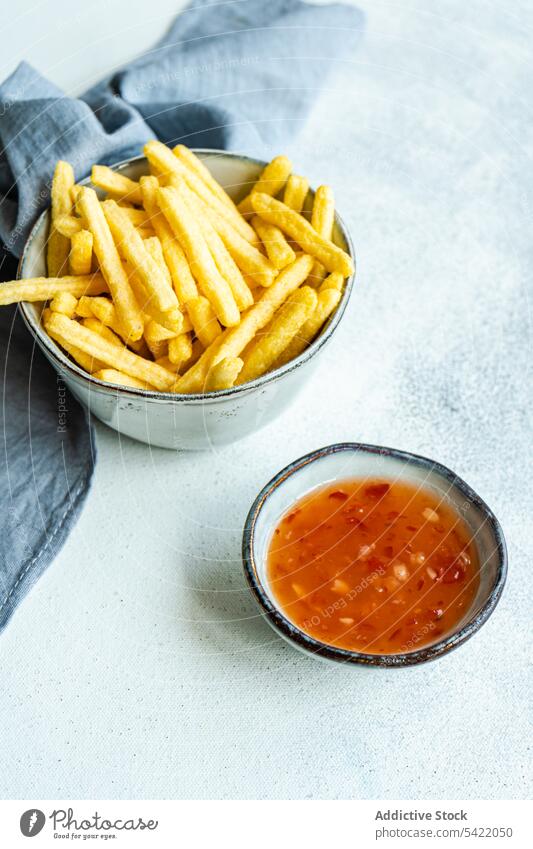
[1,0,531,800]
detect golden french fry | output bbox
[283,174,309,213]
[144,140,257,243]
[92,368,156,390]
[186,296,222,347]
[157,185,240,327]
[319,271,344,293]
[87,296,148,356]
[178,184,253,310]
[168,333,193,366]
[174,254,313,393]
[275,287,342,367]
[237,286,317,384]
[77,187,144,341]
[124,261,183,335]
[251,215,295,270]
[309,185,335,283]
[44,310,105,372]
[69,229,93,275]
[49,292,78,317]
[0,274,107,306]
[172,145,238,212]
[91,165,143,205]
[76,295,97,318]
[155,356,181,374]
[138,227,156,240]
[198,200,277,286]
[237,156,292,216]
[55,214,82,238]
[251,193,353,277]
[140,176,198,305]
[47,160,75,277]
[121,207,152,228]
[205,357,243,392]
[143,236,172,287]
[102,199,178,315]
[81,317,122,347]
[44,313,175,391]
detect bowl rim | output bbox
[17,150,356,404]
[242,442,508,667]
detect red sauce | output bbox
[266,478,479,654]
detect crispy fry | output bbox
[168,333,193,366]
[77,187,144,341]
[143,236,172,287]
[92,368,156,390]
[125,260,184,334]
[283,174,309,213]
[157,185,240,327]
[309,185,335,283]
[237,287,317,383]
[251,193,353,277]
[44,309,105,372]
[91,165,143,205]
[140,175,198,305]
[275,287,342,367]
[69,229,93,276]
[87,296,148,356]
[186,296,222,347]
[198,200,277,286]
[155,356,181,374]
[174,254,313,393]
[49,292,78,317]
[237,156,292,216]
[172,145,238,212]
[178,184,253,310]
[122,207,152,228]
[205,357,243,391]
[319,271,344,293]
[251,215,295,270]
[0,273,107,306]
[145,140,257,243]
[55,214,82,238]
[102,199,178,315]
[47,160,74,277]
[76,295,97,318]
[44,313,175,391]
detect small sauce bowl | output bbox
[242,443,507,667]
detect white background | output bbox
[1,0,531,799]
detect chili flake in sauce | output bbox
[266,478,479,654]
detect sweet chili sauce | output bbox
[266,479,479,654]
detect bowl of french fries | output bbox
[8,143,355,449]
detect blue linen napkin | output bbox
[0,0,364,632]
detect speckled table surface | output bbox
[1,0,531,800]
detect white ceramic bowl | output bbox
[17,152,355,450]
[243,443,507,667]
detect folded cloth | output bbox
[0,0,364,632]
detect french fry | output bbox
[174,254,313,393]
[250,193,353,277]
[81,317,123,347]
[172,145,238,213]
[55,214,82,238]
[168,333,193,366]
[309,185,335,284]
[275,287,342,367]
[205,357,243,391]
[0,274,107,306]
[237,155,292,216]
[102,199,178,315]
[319,271,344,293]
[49,292,78,318]
[155,356,181,374]
[122,207,152,228]
[198,200,277,286]
[144,140,257,244]
[69,229,93,276]
[178,183,253,310]
[87,296,148,356]
[47,160,74,277]
[125,261,184,335]
[91,165,143,205]
[186,296,222,347]
[157,185,240,327]
[92,369,156,390]
[76,295,97,318]
[140,176,198,305]
[77,187,144,341]
[283,174,309,213]
[143,236,172,287]
[44,309,105,372]
[251,215,295,270]
[44,313,175,391]
[237,287,317,384]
